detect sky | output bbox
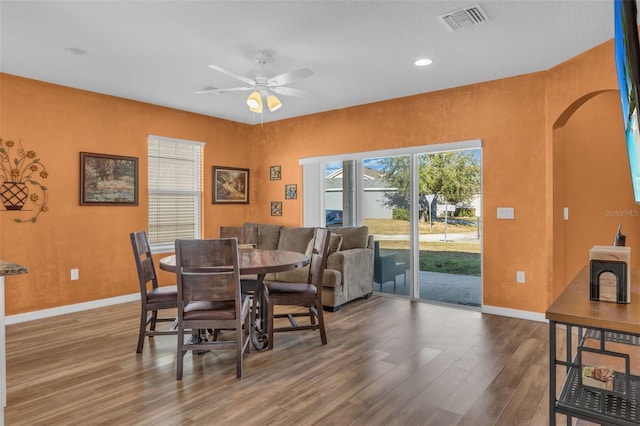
[324,149,481,176]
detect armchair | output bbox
[373,241,408,292]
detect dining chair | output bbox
[220,224,259,294]
[175,237,251,380]
[130,231,178,354]
[262,228,331,350]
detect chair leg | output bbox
[177,328,184,380]
[316,302,327,345]
[236,326,243,379]
[136,305,148,354]
[309,307,316,325]
[244,314,251,355]
[149,310,158,332]
[266,295,275,350]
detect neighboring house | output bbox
[325,167,396,219]
[326,167,481,219]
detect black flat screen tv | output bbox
[615,0,640,203]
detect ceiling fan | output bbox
[195,51,314,113]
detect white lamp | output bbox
[247,91,262,112]
[267,94,282,112]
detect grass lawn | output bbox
[367,218,481,276]
[365,217,479,234]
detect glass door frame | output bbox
[300,139,482,300]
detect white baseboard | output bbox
[481,304,547,323]
[5,295,546,326]
[5,293,140,325]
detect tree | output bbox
[380,151,480,220]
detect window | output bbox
[148,135,204,253]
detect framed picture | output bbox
[285,184,297,200]
[213,166,250,204]
[80,152,138,206]
[271,201,282,216]
[270,165,281,181]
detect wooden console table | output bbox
[546,266,640,425]
[0,260,28,426]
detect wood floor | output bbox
[5,295,563,425]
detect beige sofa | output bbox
[245,223,374,311]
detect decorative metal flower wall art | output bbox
[0,138,49,223]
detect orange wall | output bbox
[250,74,550,312]
[0,74,254,314]
[0,35,630,316]
[552,91,639,297]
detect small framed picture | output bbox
[213,166,250,204]
[80,152,138,206]
[271,201,283,216]
[270,165,281,181]
[285,184,297,200]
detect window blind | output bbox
[148,135,204,252]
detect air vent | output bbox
[437,4,489,32]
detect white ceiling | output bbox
[0,1,615,125]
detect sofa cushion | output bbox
[245,223,283,250]
[275,267,341,288]
[332,226,369,250]
[277,227,315,254]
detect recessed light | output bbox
[414,58,432,66]
[64,47,88,56]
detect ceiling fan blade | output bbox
[208,65,255,86]
[194,86,253,95]
[271,86,307,98]
[267,68,314,87]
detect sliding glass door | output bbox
[362,155,410,295]
[302,141,482,307]
[415,150,482,307]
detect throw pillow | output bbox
[277,227,315,254]
[304,232,342,256]
[328,233,343,254]
[305,238,314,257]
[332,226,369,250]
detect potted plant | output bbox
[0,138,49,222]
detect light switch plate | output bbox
[516,271,525,283]
[497,207,514,219]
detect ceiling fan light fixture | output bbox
[267,94,282,112]
[247,91,261,109]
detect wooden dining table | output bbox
[159,248,308,350]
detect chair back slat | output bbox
[180,270,237,301]
[130,230,159,295]
[307,228,331,293]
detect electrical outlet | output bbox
[564,207,569,220]
[516,271,525,283]
[71,269,79,281]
